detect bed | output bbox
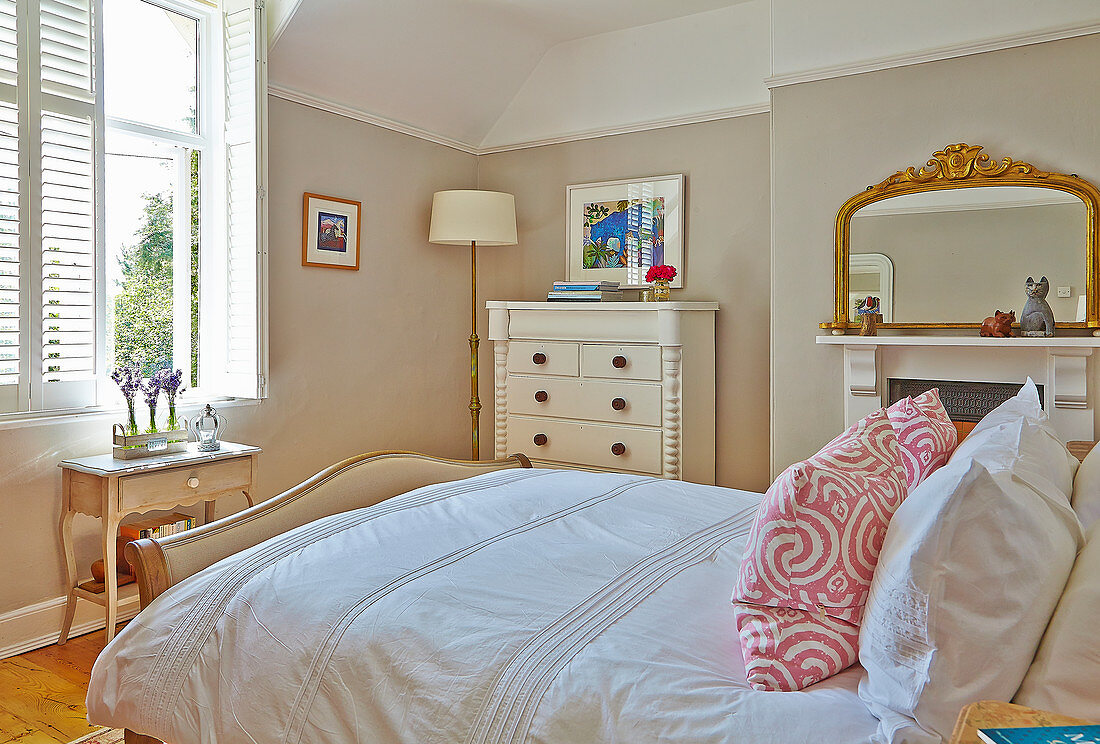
[87,451,880,744]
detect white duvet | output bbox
[88,469,878,744]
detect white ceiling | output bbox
[267,0,756,149]
[268,1,1100,152]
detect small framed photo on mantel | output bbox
[302,192,361,270]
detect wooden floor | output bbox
[0,625,121,744]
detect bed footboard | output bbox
[124,450,531,609]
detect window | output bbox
[0,0,266,419]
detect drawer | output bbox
[507,341,579,377]
[508,376,662,427]
[508,415,663,475]
[119,456,252,512]
[581,344,661,380]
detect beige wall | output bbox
[852,202,1084,322]
[771,34,1100,475]
[0,97,478,618]
[477,115,773,491]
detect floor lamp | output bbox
[429,190,517,460]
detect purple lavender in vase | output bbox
[163,369,186,431]
[142,370,168,434]
[110,364,142,435]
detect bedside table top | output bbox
[950,701,1094,744]
[59,441,261,476]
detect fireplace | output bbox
[887,378,1046,439]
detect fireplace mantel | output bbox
[817,335,1096,440]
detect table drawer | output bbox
[508,415,663,474]
[508,376,662,426]
[119,456,252,512]
[581,344,661,380]
[507,341,579,377]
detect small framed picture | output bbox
[302,192,361,270]
[566,174,684,288]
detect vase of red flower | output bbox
[645,264,676,301]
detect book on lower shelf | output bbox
[978,725,1100,744]
[119,512,196,541]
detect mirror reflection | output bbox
[849,186,1086,324]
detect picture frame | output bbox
[302,192,361,270]
[566,173,684,289]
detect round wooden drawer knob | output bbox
[610,442,626,456]
[611,397,627,411]
[532,352,547,365]
[533,433,548,446]
[612,355,627,369]
[534,390,549,403]
[186,477,200,489]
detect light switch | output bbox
[1057,286,1072,298]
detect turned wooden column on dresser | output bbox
[487,301,717,483]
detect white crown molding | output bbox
[267,84,481,155]
[267,83,769,156]
[766,21,1100,89]
[476,103,771,154]
[268,0,305,51]
[0,592,140,660]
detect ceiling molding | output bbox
[267,84,480,155]
[766,20,1100,89]
[268,83,769,156]
[478,103,771,154]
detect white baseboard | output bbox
[0,591,141,660]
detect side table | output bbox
[949,700,1094,744]
[57,441,261,644]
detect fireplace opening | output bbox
[887,378,1045,440]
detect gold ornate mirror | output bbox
[822,143,1100,334]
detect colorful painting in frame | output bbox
[566,174,684,288]
[302,192,361,270]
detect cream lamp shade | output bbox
[429,190,517,246]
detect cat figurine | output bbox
[980,310,1015,338]
[1020,276,1056,337]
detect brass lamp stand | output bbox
[429,190,518,459]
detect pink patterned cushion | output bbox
[732,408,907,691]
[734,604,860,691]
[887,388,958,490]
[734,408,907,622]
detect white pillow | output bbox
[1069,443,1100,531]
[858,405,1082,743]
[1014,521,1100,719]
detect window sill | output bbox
[0,397,263,432]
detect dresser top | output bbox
[59,441,261,476]
[487,301,718,311]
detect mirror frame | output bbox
[823,143,1100,333]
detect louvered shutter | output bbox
[213,0,266,399]
[0,0,16,412]
[38,0,100,410]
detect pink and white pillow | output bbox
[732,407,907,690]
[887,388,958,490]
[734,604,860,692]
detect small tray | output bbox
[112,423,189,460]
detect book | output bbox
[978,725,1100,744]
[552,281,619,291]
[546,290,624,302]
[120,512,196,541]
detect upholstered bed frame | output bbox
[121,450,531,744]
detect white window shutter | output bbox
[217,0,266,399]
[38,0,101,411]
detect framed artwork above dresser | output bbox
[487,301,717,483]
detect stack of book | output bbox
[120,512,197,541]
[547,281,623,302]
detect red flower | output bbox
[645,264,676,283]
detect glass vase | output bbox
[126,401,139,436]
[653,278,671,301]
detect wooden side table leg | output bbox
[57,507,77,646]
[205,500,216,523]
[103,476,119,643]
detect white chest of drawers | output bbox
[487,301,718,484]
